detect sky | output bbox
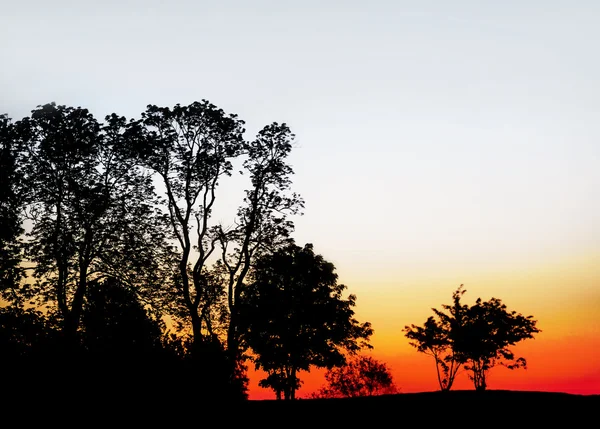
[2,0,599,398]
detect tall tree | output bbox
[17,103,169,346]
[459,295,540,391]
[0,114,25,296]
[132,101,246,348]
[238,243,373,400]
[217,122,304,370]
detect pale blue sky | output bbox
[2,1,599,306]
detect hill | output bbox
[239,390,599,424]
[5,387,597,425]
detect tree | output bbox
[217,122,304,371]
[17,103,170,347]
[0,305,57,366]
[132,101,246,349]
[459,295,540,391]
[238,243,373,400]
[313,355,398,398]
[0,114,24,295]
[403,286,467,391]
[78,276,174,391]
[404,285,540,391]
[80,277,164,360]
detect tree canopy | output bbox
[12,103,172,347]
[238,242,373,400]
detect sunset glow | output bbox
[2,0,599,400]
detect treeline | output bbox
[0,102,542,403]
[0,101,372,402]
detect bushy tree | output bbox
[404,285,540,391]
[313,355,398,398]
[238,243,372,400]
[0,305,57,364]
[459,295,540,391]
[16,103,172,346]
[81,277,164,359]
[0,304,64,393]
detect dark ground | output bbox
[6,388,598,426]
[238,390,600,425]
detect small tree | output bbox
[404,285,540,391]
[238,243,373,400]
[313,355,398,398]
[459,296,540,391]
[403,286,467,391]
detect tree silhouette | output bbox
[0,114,24,295]
[238,243,372,400]
[459,295,540,391]
[404,285,540,391]
[3,101,301,401]
[16,103,171,347]
[313,355,398,398]
[81,277,164,359]
[131,101,245,350]
[0,305,56,364]
[404,286,467,391]
[0,304,66,394]
[78,276,184,392]
[217,123,304,371]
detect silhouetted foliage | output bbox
[217,122,304,371]
[239,243,373,400]
[0,304,67,392]
[131,101,246,351]
[312,355,398,398]
[404,285,540,391]
[1,101,304,403]
[0,305,57,363]
[0,114,24,294]
[81,277,164,359]
[79,276,244,399]
[15,103,172,346]
[158,331,249,401]
[459,293,541,390]
[403,286,466,391]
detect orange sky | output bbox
[3,0,599,402]
[246,251,600,399]
[247,330,600,400]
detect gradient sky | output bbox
[2,0,599,398]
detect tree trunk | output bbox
[290,367,297,400]
[191,310,203,348]
[62,260,89,346]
